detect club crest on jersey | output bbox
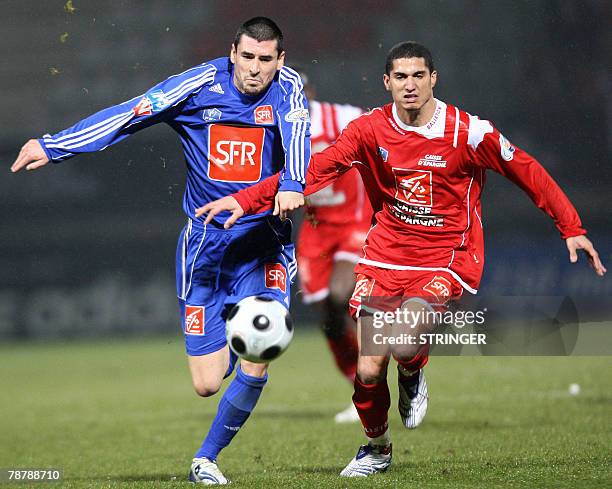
[393,169,433,207]
[285,108,310,123]
[208,124,265,182]
[202,108,222,122]
[265,263,287,293]
[185,305,205,335]
[422,276,452,301]
[254,105,274,125]
[499,134,515,161]
[378,146,389,162]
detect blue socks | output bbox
[195,365,268,461]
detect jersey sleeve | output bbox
[39,63,218,162]
[234,116,367,213]
[467,115,586,239]
[276,67,311,192]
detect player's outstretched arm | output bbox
[566,235,607,276]
[11,139,49,172]
[196,196,245,229]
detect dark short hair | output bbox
[385,42,434,75]
[234,17,284,55]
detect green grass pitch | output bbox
[1,330,610,488]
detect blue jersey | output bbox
[39,57,311,225]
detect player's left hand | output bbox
[274,191,304,220]
[195,196,244,229]
[566,235,607,276]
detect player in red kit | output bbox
[296,70,372,423]
[197,42,606,477]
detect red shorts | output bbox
[297,219,370,303]
[348,265,465,320]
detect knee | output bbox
[328,280,353,306]
[357,356,388,384]
[192,378,223,398]
[321,296,350,339]
[392,345,421,363]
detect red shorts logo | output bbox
[422,276,452,301]
[185,305,205,335]
[394,169,433,207]
[133,97,152,117]
[349,274,375,311]
[265,263,287,293]
[254,105,274,124]
[208,124,264,182]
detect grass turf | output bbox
[0,329,610,488]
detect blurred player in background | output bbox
[294,69,372,423]
[11,17,309,485]
[197,41,606,477]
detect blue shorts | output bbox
[176,218,296,358]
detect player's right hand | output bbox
[195,196,245,229]
[11,139,49,172]
[274,191,305,220]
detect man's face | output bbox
[383,57,437,112]
[230,35,285,95]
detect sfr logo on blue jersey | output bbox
[254,105,274,125]
[208,124,264,182]
[265,263,287,293]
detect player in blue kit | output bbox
[11,17,310,485]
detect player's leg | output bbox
[187,347,234,485]
[194,356,268,470]
[341,275,396,477]
[177,221,236,484]
[326,223,370,387]
[326,259,360,382]
[297,222,360,422]
[180,297,237,485]
[188,347,231,397]
[326,259,360,422]
[390,297,433,430]
[392,272,463,429]
[340,350,393,477]
[195,222,295,472]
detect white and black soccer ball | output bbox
[226,296,294,363]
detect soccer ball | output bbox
[226,296,294,363]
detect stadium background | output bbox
[1,0,610,340]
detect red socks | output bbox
[326,327,359,382]
[352,375,390,438]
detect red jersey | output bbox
[234,99,586,294]
[306,100,372,224]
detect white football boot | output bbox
[340,443,392,477]
[188,457,229,485]
[397,367,428,429]
[334,403,360,423]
